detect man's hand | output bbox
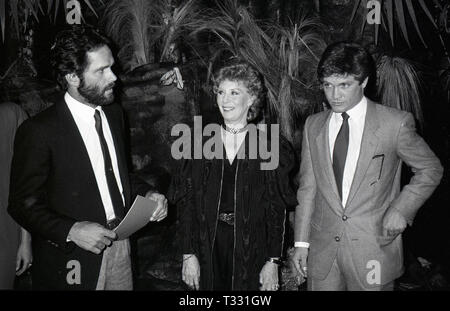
[182,254,200,290]
[382,208,407,237]
[67,221,116,254]
[145,191,168,222]
[259,261,279,291]
[291,247,308,284]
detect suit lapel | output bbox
[345,100,380,209]
[315,112,344,212]
[55,98,107,220]
[55,98,97,178]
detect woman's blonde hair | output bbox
[213,59,266,123]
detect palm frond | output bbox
[376,55,424,131]
[153,0,202,62]
[0,0,5,41]
[102,0,159,71]
[351,0,443,49]
[269,16,325,140]
[0,0,100,42]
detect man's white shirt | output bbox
[65,92,124,221]
[328,96,367,207]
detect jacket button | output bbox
[335,236,340,242]
[342,215,348,221]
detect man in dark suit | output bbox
[8,26,167,290]
[291,42,443,290]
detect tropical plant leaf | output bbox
[418,0,438,28]
[103,0,161,71]
[23,0,39,21]
[360,0,368,35]
[350,0,363,23]
[35,0,45,17]
[62,0,69,21]
[47,0,54,14]
[156,0,203,62]
[394,0,411,47]
[385,0,394,46]
[314,0,320,13]
[377,55,424,130]
[374,14,380,44]
[352,0,443,48]
[0,0,101,42]
[10,0,19,38]
[84,0,98,18]
[0,0,5,42]
[54,0,60,23]
[405,0,427,48]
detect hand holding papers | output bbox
[113,195,158,240]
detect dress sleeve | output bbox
[264,136,298,258]
[169,158,199,255]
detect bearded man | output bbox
[8,25,168,290]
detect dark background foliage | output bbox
[1,0,449,291]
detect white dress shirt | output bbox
[65,92,124,221]
[294,96,367,248]
[221,127,247,163]
[328,96,367,207]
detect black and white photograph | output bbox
[0,0,449,302]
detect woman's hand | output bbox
[182,254,200,290]
[16,229,32,276]
[259,261,279,291]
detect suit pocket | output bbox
[369,154,385,186]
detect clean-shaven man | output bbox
[291,42,443,291]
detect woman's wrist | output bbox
[20,228,31,244]
[267,257,282,265]
[183,254,195,261]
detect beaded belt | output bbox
[218,212,235,226]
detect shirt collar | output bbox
[332,96,367,122]
[65,92,103,120]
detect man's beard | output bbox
[78,78,115,106]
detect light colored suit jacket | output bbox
[294,100,443,287]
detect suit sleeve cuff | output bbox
[294,242,310,248]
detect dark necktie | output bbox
[332,112,349,200]
[94,109,125,222]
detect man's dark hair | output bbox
[50,25,111,90]
[317,41,375,84]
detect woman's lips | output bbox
[222,107,234,111]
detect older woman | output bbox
[171,60,297,290]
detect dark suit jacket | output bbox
[294,100,443,288]
[8,96,150,290]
